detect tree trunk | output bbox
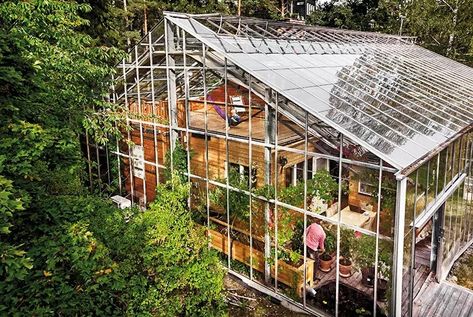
[446,0,459,56]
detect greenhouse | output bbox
[92,12,473,316]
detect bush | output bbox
[0,174,226,316]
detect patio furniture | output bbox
[329,205,375,230]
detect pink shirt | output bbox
[305,223,326,251]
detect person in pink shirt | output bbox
[305,220,326,281]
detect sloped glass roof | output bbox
[165,13,473,170]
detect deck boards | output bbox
[312,261,388,313]
[415,236,432,267]
[411,235,473,317]
[414,281,473,317]
[189,109,302,144]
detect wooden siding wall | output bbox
[348,176,379,213]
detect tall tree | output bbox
[405,0,473,62]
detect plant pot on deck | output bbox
[361,266,376,287]
[319,253,334,272]
[376,278,388,302]
[339,258,352,277]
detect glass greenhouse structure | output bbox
[89,12,473,317]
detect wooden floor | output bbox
[314,263,375,297]
[189,109,302,144]
[413,280,473,317]
[313,261,389,313]
[401,265,432,316]
[410,235,473,317]
[415,236,432,267]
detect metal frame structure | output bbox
[87,12,473,317]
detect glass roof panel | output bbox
[165,14,473,170]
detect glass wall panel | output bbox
[452,140,460,180]
[427,156,438,207]
[437,147,448,196]
[415,163,429,217]
[446,143,454,185]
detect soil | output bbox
[320,253,332,261]
[339,258,351,266]
[224,275,308,317]
[447,244,473,290]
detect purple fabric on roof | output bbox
[213,104,226,120]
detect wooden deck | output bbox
[401,265,432,316]
[410,235,473,317]
[312,260,390,313]
[413,279,473,317]
[189,109,302,144]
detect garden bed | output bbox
[207,228,315,296]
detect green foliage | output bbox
[164,141,190,183]
[209,166,251,221]
[291,220,306,254]
[405,0,473,61]
[278,170,339,207]
[119,174,226,316]
[352,233,392,279]
[352,233,377,269]
[0,170,32,283]
[306,0,399,32]
[306,0,473,65]
[0,2,225,315]
[239,0,281,20]
[340,228,354,260]
[78,0,230,49]
[324,228,337,255]
[1,175,225,316]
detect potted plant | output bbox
[376,243,392,302]
[319,228,336,272]
[339,228,353,277]
[352,233,377,287]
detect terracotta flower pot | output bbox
[319,253,333,272]
[339,258,352,277]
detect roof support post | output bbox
[264,88,276,284]
[392,176,407,317]
[164,18,178,165]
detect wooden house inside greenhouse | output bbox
[88,12,473,317]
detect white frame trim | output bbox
[358,181,375,196]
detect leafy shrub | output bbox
[1,174,226,316]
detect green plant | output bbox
[209,166,251,221]
[324,228,336,255]
[352,233,377,269]
[164,142,190,183]
[377,240,393,280]
[339,228,353,262]
[288,250,302,264]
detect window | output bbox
[225,162,257,188]
[285,157,328,187]
[358,181,375,196]
[131,145,145,179]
